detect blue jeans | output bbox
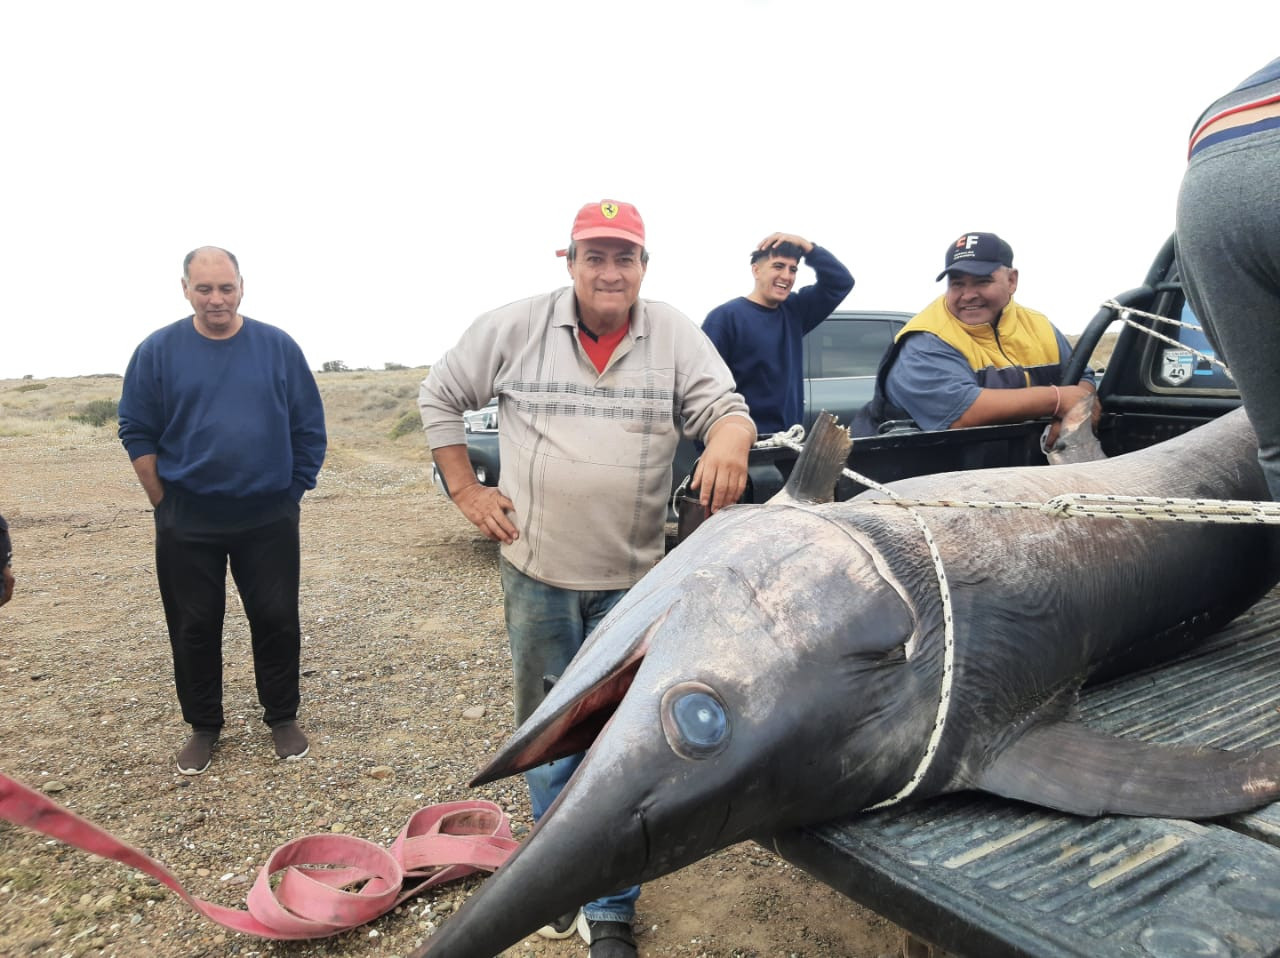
[500,557,639,923]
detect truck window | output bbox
[807,319,898,379]
[1139,289,1236,395]
[1166,301,1235,390]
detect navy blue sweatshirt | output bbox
[118,316,326,504]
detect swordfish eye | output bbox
[660,682,730,760]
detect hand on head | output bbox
[757,233,813,256]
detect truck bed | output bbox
[769,586,1280,958]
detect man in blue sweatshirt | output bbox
[118,247,327,776]
[703,232,854,436]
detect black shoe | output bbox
[578,915,637,958]
[176,730,219,775]
[536,908,580,940]
[271,721,310,760]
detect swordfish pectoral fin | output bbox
[973,720,1280,818]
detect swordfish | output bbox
[411,408,1280,958]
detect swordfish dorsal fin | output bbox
[973,720,1280,818]
[770,412,853,506]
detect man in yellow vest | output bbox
[854,232,1096,435]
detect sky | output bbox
[1,2,1277,380]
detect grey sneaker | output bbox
[271,721,309,760]
[578,915,637,958]
[537,908,581,940]
[176,730,218,775]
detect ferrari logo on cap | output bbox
[601,202,618,219]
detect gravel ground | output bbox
[0,370,903,958]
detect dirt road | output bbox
[0,370,902,957]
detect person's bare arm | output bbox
[129,454,167,507]
[691,416,755,513]
[950,382,1097,430]
[433,444,519,544]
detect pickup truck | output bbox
[768,236,1280,957]
[430,309,912,507]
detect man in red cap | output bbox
[419,199,754,958]
[854,231,1096,436]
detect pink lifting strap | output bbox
[0,771,517,940]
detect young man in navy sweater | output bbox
[703,232,854,436]
[118,247,327,775]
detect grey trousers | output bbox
[1176,125,1280,500]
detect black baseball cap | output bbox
[936,232,1014,281]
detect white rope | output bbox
[1102,300,1203,332]
[773,434,806,457]
[772,433,957,807]
[856,493,1280,525]
[1100,300,1233,377]
[752,424,807,449]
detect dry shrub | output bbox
[70,398,119,427]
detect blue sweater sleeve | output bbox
[118,323,172,461]
[286,341,327,501]
[789,246,854,333]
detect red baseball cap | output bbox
[557,200,645,256]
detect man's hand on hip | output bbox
[432,443,519,544]
[454,483,519,544]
